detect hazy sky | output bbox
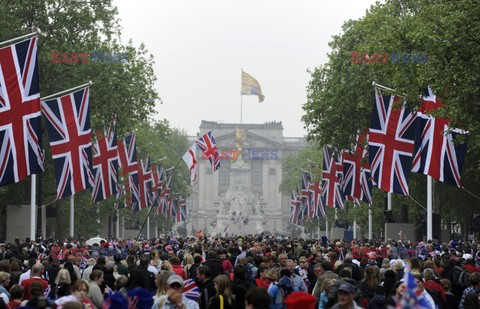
[115,0,379,137]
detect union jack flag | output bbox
[411,88,467,188]
[118,133,139,210]
[135,158,153,211]
[301,170,313,218]
[178,197,187,222]
[114,183,126,210]
[174,198,182,223]
[309,181,324,217]
[369,87,418,196]
[296,188,304,223]
[399,270,435,309]
[151,164,164,198]
[0,36,44,186]
[183,278,200,301]
[321,146,344,209]
[91,114,119,202]
[290,191,298,225]
[196,131,220,172]
[167,195,177,219]
[42,86,94,199]
[157,167,172,216]
[342,131,372,204]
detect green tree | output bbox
[302,0,480,240]
[0,0,194,240]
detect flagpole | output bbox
[30,175,36,240]
[240,68,243,124]
[427,175,433,240]
[40,81,92,101]
[371,81,396,92]
[116,210,120,239]
[146,216,150,240]
[353,220,357,239]
[326,219,329,240]
[368,205,373,240]
[70,194,74,237]
[136,158,183,240]
[0,32,37,47]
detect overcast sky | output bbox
[115,0,379,137]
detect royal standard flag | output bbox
[241,71,265,102]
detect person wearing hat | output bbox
[331,283,361,309]
[152,274,199,309]
[284,291,317,309]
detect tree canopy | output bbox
[302,0,480,239]
[0,0,190,239]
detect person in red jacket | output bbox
[423,268,446,304]
[171,256,187,280]
[20,263,49,300]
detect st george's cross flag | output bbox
[42,86,95,199]
[321,146,345,209]
[91,114,119,202]
[118,133,139,209]
[411,88,467,188]
[0,35,44,186]
[369,86,418,196]
[196,131,220,172]
[241,70,265,102]
[290,191,298,225]
[182,143,197,186]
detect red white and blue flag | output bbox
[342,131,372,204]
[168,195,177,219]
[150,163,164,209]
[399,270,435,309]
[157,167,172,216]
[196,131,220,172]
[296,188,304,223]
[301,170,313,218]
[411,88,467,188]
[118,133,139,210]
[135,158,153,211]
[321,146,345,209]
[178,197,187,222]
[183,278,200,301]
[0,36,44,186]
[309,181,324,217]
[42,86,94,199]
[369,87,418,196]
[91,114,119,202]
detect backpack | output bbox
[425,288,445,309]
[450,266,470,288]
[274,281,293,309]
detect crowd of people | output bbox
[0,235,478,308]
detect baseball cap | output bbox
[338,283,355,294]
[167,274,184,286]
